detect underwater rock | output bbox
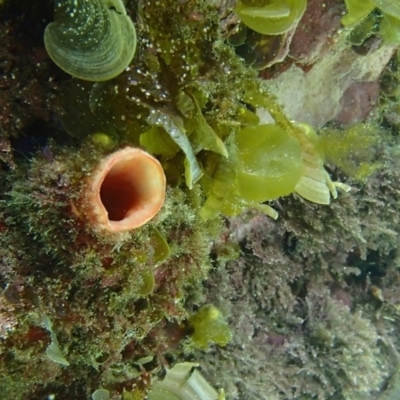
[334,81,380,126]
[289,0,344,64]
[259,40,396,128]
[80,147,166,232]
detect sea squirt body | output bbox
[83,147,166,232]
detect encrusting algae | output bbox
[0,0,397,398]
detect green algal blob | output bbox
[374,0,400,43]
[342,0,400,43]
[199,121,302,221]
[147,227,171,265]
[235,0,307,35]
[201,88,351,219]
[235,124,302,202]
[341,0,374,26]
[140,126,180,159]
[88,132,117,151]
[180,91,228,159]
[200,155,249,220]
[92,389,110,400]
[137,271,156,297]
[372,0,400,17]
[44,0,137,81]
[380,14,400,43]
[148,362,225,400]
[319,123,384,181]
[148,109,203,189]
[347,12,377,45]
[189,305,232,350]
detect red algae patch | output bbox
[84,147,166,232]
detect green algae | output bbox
[44,0,137,81]
[148,362,225,400]
[137,271,156,297]
[342,0,400,44]
[236,123,302,201]
[188,305,232,350]
[372,0,400,18]
[140,126,180,159]
[88,132,117,151]
[235,0,307,35]
[319,123,385,181]
[341,0,375,26]
[148,109,203,189]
